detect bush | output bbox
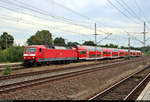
[0,46,24,63]
[0,50,7,62]
[2,65,11,76]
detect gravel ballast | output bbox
[0,57,150,100]
[1,58,125,76]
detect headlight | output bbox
[32,57,35,59]
[24,57,26,59]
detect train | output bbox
[22,45,142,66]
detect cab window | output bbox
[25,48,36,52]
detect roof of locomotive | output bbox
[54,46,72,49]
[25,45,46,48]
[25,45,73,50]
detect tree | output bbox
[108,43,118,48]
[67,42,80,47]
[105,44,109,48]
[27,30,52,45]
[0,32,14,49]
[83,41,96,46]
[120,46,128,49]
[54,37,66,46]
[99,43,118,48]
[141,46,150,55]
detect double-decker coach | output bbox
[76,45,103,60]
[119,49,125,57]
[124,49,129,57]
[111,48,119,58]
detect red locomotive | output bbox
[23,45,77,66]
[23,45,142,66]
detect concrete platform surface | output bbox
[137,81,150,100]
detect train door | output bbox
[86,50,89,59]
[110,49,113,58]
[37,48,43,62]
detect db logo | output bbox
[60,53,62,56]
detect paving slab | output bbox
[137,81,150,100]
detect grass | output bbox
[2,65,11,76]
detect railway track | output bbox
[0,57,143,74]
[0,66,24,72]
[124,71,150,100]
[0,57,145,81]
[0,63,24,73]
[0,58,128,78]
[0,57,147,95]
[88,64,150,100]
[0,58,123,73]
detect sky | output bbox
[0,0,150,47]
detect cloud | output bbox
[0,0,147,47]
[1,11,95,35]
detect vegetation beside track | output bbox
[0,46,24,63]
[2,65,11,76]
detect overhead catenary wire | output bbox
[0,0,147,47]
[107,0,150,47]
[0,14,95,36]
[134,0,148,22]
[134,0,150,30]
[106,0,142,33]
[48,0,113,30]
[0,1,129,46]
[107,0,140,45]
[0,3,106,36]
[48,0,91,21]
[0,17,94,43]
[0,0,85,25]
[119,0,143,23]
[4,0,110,34]
[116,0,150,31]
[115,0,142,24]
[12,0,97,28]
[107,0,140,25]
[17,0,113,34]
[0,0,116,47]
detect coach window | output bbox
[39,48,42,52]
[80,51,81,55]
[82,51,86,55]
[108,52,111,54]
[120,52,123,54]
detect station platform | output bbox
[137,81,150,100]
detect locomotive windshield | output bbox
[25,48,36,52]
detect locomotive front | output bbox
[23,46,37,66]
